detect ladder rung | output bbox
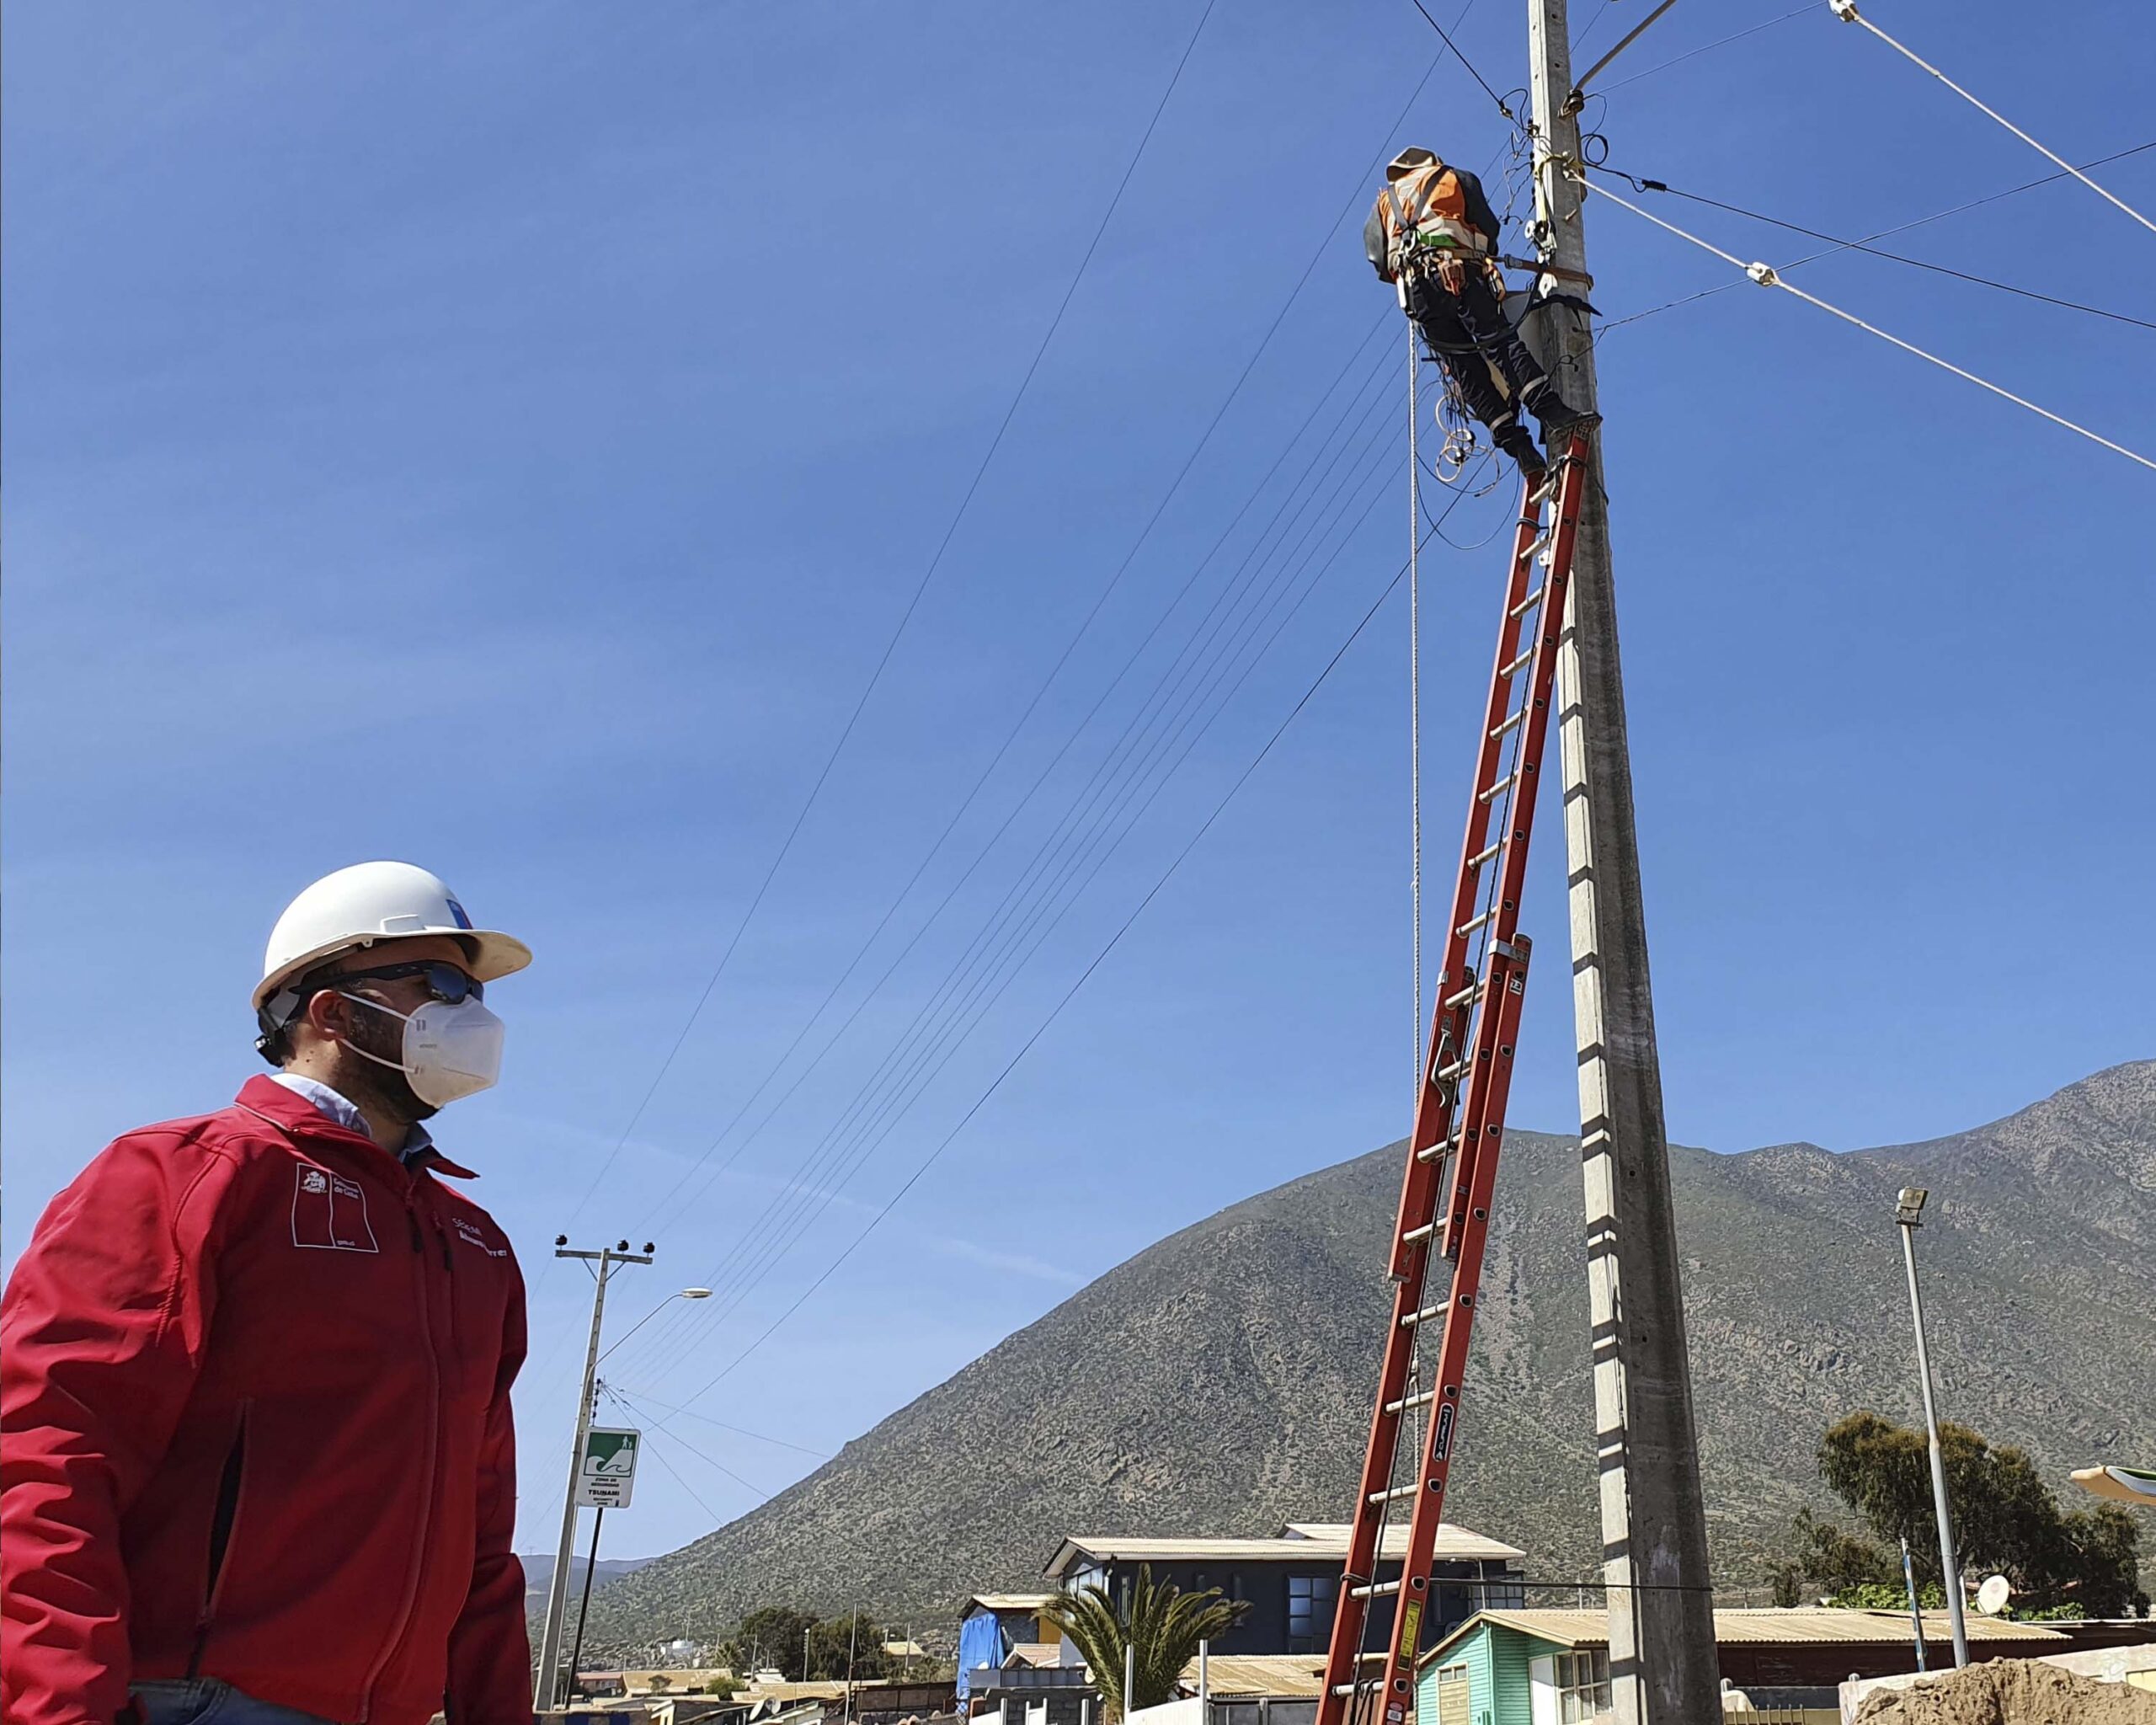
[1444,978,1482,1010]
[1508,585,1546,619]
[1435,1057,1470,1082]
[1351,1579,1404,1600]
[1385,1387,1438,1415]
[1489,708,1527,740]
[1456,906,1497,937]
[1331,1686,1361,1699]
[1401,1302,1448,1327]
[1478,771,1521,804]
[1467,839,1502,871]
[1401,1221,1435,1246]
[1414,1132,1460,1163]
[1368,1482,1420,1505]
[1499,647,1535,679]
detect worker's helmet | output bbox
[253,861,531,1059]
[1386,147,1441,181]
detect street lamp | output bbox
[1894,1188,1969,1669]
[596,1286,713,1366]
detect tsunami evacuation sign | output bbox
[575,1427,641,1509]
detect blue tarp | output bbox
[955,1609,1009,1711]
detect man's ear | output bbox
[296,985,353,1047]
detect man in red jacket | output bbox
[3,862,538,1725]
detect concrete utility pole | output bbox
[533,1238,654,1712]
[1518,3,1721,1719]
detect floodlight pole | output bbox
[1895,1193,1969,1668]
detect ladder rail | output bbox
[1315,439,1588,1725]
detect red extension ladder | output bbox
[1314,432,1590,1725]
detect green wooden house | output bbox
[1414,1606,2066,1725]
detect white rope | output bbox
[1828,0,2156,238]
[1578,174,2156,473]
[1408,321,1426,1098]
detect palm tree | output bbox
[1043,1567,1248,1724]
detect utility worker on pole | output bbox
[3,862,537,1725]
[1364,146,1590,478]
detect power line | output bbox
[611,327,1399,1348]
[589,40,1524,1386]
[1578,172,2156,471]
[553,0,1224,1230]
[1596,3,1812,93]
[1598,140,2156,332]
[675,467,1497,1404]
[606,1385,772,1502]
[606,1398,730,1526]
[1406,0,1517,122]
[625,393,1413,1372]
[1588,164,2156,330]
[604,39,1478,1267]
[617,374,1411,1375]
[605,1383,832,1457]
[1828,0,2156,237]
[617,149,1534,1381]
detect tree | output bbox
[806,1611,896,1682]
[1043,1567,1248,1724]
[719,1605,819,1679]
[1765,1412,2148,1617]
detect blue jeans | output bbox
[131,1680,343,1725]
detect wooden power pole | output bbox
[1519,1,1722,1717]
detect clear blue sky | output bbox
[6,0,2151,1563]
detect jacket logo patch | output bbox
[291,1164,379,1253]
[451,1216,507,1258]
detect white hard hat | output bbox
[255,860,531,1014]
[1386,146,1440,181]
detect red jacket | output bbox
[2,1077,533,1725]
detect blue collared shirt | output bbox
[270,1072,435,1166]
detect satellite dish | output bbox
[1975,1574,2012,1616]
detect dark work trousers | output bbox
[1404,251,1552,442]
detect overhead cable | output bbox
[608,41,1473,1263]
[620,382,1411,1374]
[1578,173,2156,472]
[1828,0,2156,238]
[1407,0,1518,122]
[554,0,1224,1229]
[1598,140,2156,331]
[675,471,1497,1406]
[1596,4,1812,93]
[1590,164,2156,330]
[605,1385,771,1502]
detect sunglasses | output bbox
[329,960,484,1006]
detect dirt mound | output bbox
[1855,1658,2156,1725]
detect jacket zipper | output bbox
[361,1189,444,1717]
[187,1399,252,1676]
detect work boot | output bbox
[1527,382,1595,435]
[1496,424,1546,480]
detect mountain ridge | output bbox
[582,1060,2156,1653]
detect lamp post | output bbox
[1894,1188,1969,1669]
[534,1242,709,1713]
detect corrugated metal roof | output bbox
[1177,1656,1328,1700]
[1421,1607,2069,1664]
[969,1593,1059,1614]
[1047,1524,1523,1577]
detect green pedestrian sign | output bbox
[575,1426,640,1509]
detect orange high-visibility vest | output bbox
[1376,162,1487,264]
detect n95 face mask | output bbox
[339,992,505,1107]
